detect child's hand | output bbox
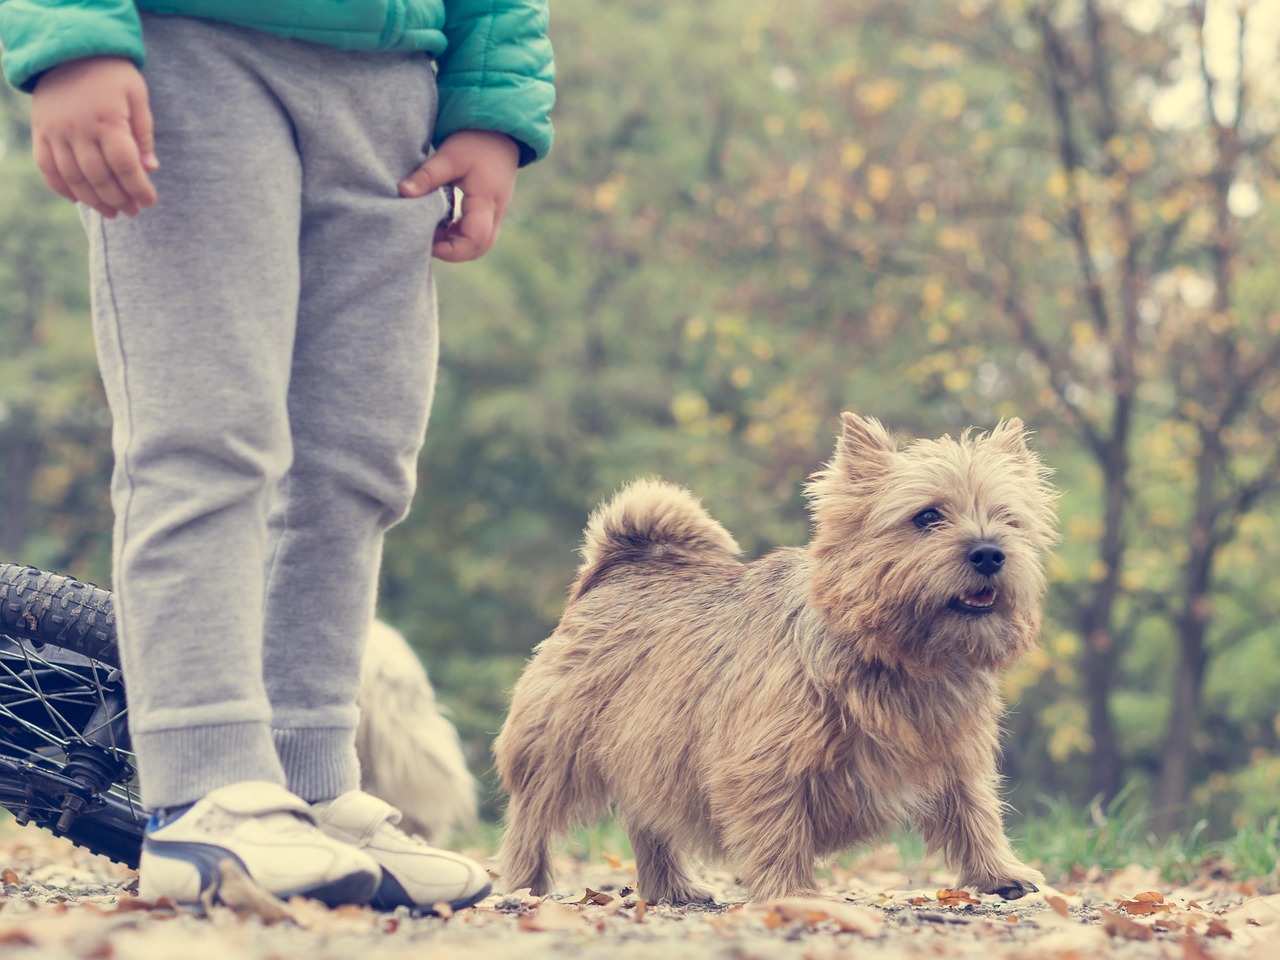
[30,56,158,218]
[399,130,520,262]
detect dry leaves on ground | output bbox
[1,824,1277,959]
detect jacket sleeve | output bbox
[0,0,145,92]
[434,0,555,165]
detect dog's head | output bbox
[807,413,1059,672]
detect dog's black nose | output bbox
[968,542,1005,577]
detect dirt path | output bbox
[1,824,1276,959]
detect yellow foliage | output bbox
[1070,321,1096,348]
[730,366,752,389]
[764,115,787,137]
[928,323,949,345]
[593,174,626,214]
[937,226,974,251]
[1048,720,1094,763]
[831,60,859,86]
[943,368,972,392]
[866,165,894,202]
[745,421,775,447]
[858,78,903,113]
[786,163,810,195]
[1046,169,1070,199]
[922,278,945,310]
[671,391,709,425]
[683,315,707,343]
[917,201,937,223]
[1020,213,1053,243]
[751,338,775,361]
[840,141,867,170]
[852,198,876,221]
[919,81,966,120]
[1003,102,1029,125]
[798,108,832,136]
[714,313,747,341]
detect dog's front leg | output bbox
[713,772,819,901]
[915,772,1043,900]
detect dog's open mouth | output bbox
[950,587,998,614]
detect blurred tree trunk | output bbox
[0,422,38,559]
[1035,0,1139,803]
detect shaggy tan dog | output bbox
[494,413,1058,903]
[355,620,478,842]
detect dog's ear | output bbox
[835,412,897,480]
[987,417,1032,460]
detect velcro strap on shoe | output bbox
[314,791,402,846]
[201,781,316,822]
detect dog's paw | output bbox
[962,863,1044,901]
[989,878,1039,900]
[660,885,718,906]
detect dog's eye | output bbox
[913,508,945,530]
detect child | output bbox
[0,0,553,911]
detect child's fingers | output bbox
[100,126,157,210]
[49,140,116,217]
[400,152,459,198]
[127,83,159,172]
[33,138,77,205]
[432,196,499,262]
[70,139,137,216]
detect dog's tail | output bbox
[355,620,479,843]
[571,478,742,600]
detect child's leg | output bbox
[256,49,448,800]
[85,17,310,809]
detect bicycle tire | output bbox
[0,563,144,868]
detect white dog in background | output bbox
[355,620,479,842]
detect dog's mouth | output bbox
[950,587,998,615]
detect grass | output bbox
[1013,788,1280,885]
[458,794,1280,891]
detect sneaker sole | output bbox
[143,839,379,907]
[370,873,493,914]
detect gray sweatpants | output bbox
[84,14,449,809]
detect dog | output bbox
[356,620,478,842]
[493,413,1057,902]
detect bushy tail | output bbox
[356,620,479,842]
[571,479,741,600]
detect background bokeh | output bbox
[3,0,1279,838]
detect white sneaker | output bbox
[141,781,381,907]
[311,791,491,912]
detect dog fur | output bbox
[356,619,478,842]
[494,413,1057,902]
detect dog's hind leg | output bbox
[497,794,558,896]
[630,827,716,904]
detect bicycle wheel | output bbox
[0,563,145,868]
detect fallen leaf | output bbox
[517,900,589,933]
[752,897,883,936]
[1047,895,1071,918]
[1182,934,1215,960]
[603,853,623,869]
[574,888,615,906]
[1204,918,1232,939]
[1100,908,1155,941]
[936,888,981,907]
[633,899,648,922]
[0,868,21,884]
[205,860,295,924]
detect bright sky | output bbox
[1127,0,1280,130]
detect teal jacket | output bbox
[0,0,554,163]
